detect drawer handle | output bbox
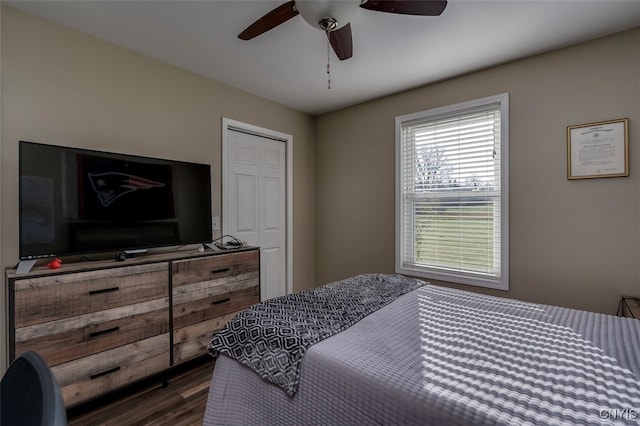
[88,286,120,295]
[89,326,120,338]
[90,366,120,380]
[211,297,231,305]
[210,268,231,275]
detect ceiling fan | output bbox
[238,0,448,61]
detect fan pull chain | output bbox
[326,32,331,90]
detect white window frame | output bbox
[395,93,509,290]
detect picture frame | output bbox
[567,118,629,179]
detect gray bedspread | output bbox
[208,273,424,396]
[204,281,640,425]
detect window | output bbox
[395,93,509,290]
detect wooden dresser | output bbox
[6,247,259,407]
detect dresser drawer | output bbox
[15,298,169,366]
[52,333,170,407]
[173,282,259,329]
[173,312,237,364]
[13,262,169,327]
[172,251,259,288]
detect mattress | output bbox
[204,282,640,425]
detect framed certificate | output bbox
[567,118,629,179]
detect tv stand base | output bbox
[124,248,148,256]
[16,259,36,275]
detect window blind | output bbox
[396,95,508,289]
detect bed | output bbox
[204,274,640,425]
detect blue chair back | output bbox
[1,351,67,426]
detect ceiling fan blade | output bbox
[329,24,353,61]
[238,1,299,40]
[360,0,447,16]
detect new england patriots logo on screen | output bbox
[88,172,165,207]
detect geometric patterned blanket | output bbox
[207,273,425,396]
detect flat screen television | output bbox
[19,141,212,260]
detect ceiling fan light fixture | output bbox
[239,0,447,64]
[295,0,361,32]
[319,17,337,31]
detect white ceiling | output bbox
[6,0,640,115]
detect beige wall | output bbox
[0,6,316,370]
[315,27,640,315]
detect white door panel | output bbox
[223,121,290,301]
[263,178,280,230]
[234,143,256,165]
[263,247,285,299]
[236,175,256,233]
[263,147,281,168]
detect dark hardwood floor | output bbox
[67,359,216,426]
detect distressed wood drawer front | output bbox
[52,333,170,407]
[15,298,169,366]
[172,250,259,288]
[173,312,237,364]
[173,284,259,330]
[13,262,169,327]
